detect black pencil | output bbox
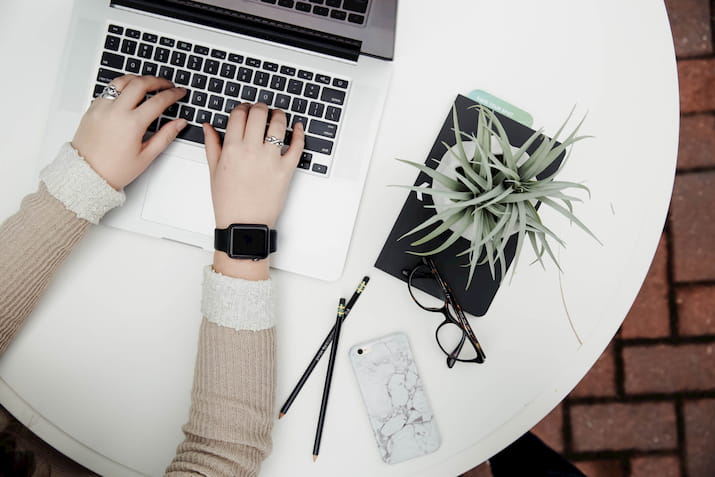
[312,298,346,461]
[278,276,369,419]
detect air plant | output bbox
[396,104,600,288]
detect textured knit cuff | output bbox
[40,143,126,224]
[201,266,275,331]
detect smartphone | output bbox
[349,332,441,464]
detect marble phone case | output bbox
[349,332,441,464]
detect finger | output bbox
[265,108,287,145]
[139,118,188,163]
[203,123,222,175]
[115,75,175,109]
[283,121,305,168]
[244,102,270,146]
[92,74,139,106]
[135,87,187,126]
[223,103,250,149]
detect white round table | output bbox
[0,1,678,475]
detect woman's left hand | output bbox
[71,74,188,190]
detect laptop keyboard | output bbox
[94,23,352,177]
[254,0,370,26]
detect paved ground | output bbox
[465,1,715,476]
[1,1,713,476]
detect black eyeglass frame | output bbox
[406,256,487,368]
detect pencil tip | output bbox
[278,412,285,419]
[312,455,318,462]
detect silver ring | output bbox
[264,135,284,147]
[99,84,121,100]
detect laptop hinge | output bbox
[110,0,362,61]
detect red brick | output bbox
[531,404,564,453]
[570,402,677,451]
[624,343,715,394]
[630,455,682,477]
[460,462,492,477]
[678,59,715,113]
[684,399,715,477]
[677,114,715,171]
[670,171,715,282]
[665,0,713,57]
[570,344,616,397]
[677,285,715,335]
[574,459,624,477]
[621,234,670,338]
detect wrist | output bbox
[213,251,270,280]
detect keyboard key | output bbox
[142,32,158,43]
[225,99,240,113]
[325,105,342,122]
[213,113,229,129]
[270,75,287,91]
[257,90,274,105]
[96,68,123,84]
[109,24,124,35]
[194,45,209,55]
[208,77,224,93]
[263,62,278,72]
[179,105,196,121]
[171,51,187,67]
[280,65,296,76]
[192,91,208,107]
[332,78,348,89]
[241,85,257,101]
[262,0,277,3]
[313,5,329,16]
[160,37,175,47]
[142,62,158,76]
[204,59,220,75]
[320,87,346,105]
[326,0,341,6]
[138,43,153,59]
[254,71,270,87]
[308,119,337,138]
[175,69,191,85]
[237,67,253,82]
[287,79,304,95]
[164,103,179,117]
[310,0,325,4]
[330,10,347,20]
[191,74,208,89]
[228,53,244,64]
[278,0,295,7]
[104,35,121,51]
[120,39,137,55]
[312,163,328,174]
[246,57,261,67]
[296,2,311,12]
[197,109,212,124]
[177,124,205,143]
[126,58,141,74]
[292,115,309,128]
[220,63,237,79]
[291,98,307,113]
[159,66,174,80]
[308,101,325,117]
[275,94,291,109]
[177,41,192,51]
[211,49,227,59]
[209,95,225,110]
[188,55,203,71]
[304,83,320,99]
[343,0,368,13]
[348,13,365,24]
[315,74,330,84]
[298,70,313,80]
[178,88,191,103]
[125,28,141,39]
[304,135,333,155]
[101,52,125,70]
[298,151,312,169]
[225,82,240,97]
[154,47,170,63]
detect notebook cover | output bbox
[374,94,564,316]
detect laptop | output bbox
[40,0,396,281]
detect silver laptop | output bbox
[40,0,396,281]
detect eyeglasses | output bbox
[403,257,486,368]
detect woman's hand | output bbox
[71,75,188,190]
[203,102,305,279]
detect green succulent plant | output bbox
[396,104,600,288]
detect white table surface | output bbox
[0,1,678,476]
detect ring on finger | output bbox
[99,83,121,100]
[264,135,284,148]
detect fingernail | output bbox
[295,121,304,130]
[176,118,188,131]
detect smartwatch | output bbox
[214,224,277,260]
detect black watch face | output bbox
[229,226,269,259]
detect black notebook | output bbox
[374,94,564,316]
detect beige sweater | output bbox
[0,145,275,476]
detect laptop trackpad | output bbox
[141,156,214,235]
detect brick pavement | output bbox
[462,1,715,476]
